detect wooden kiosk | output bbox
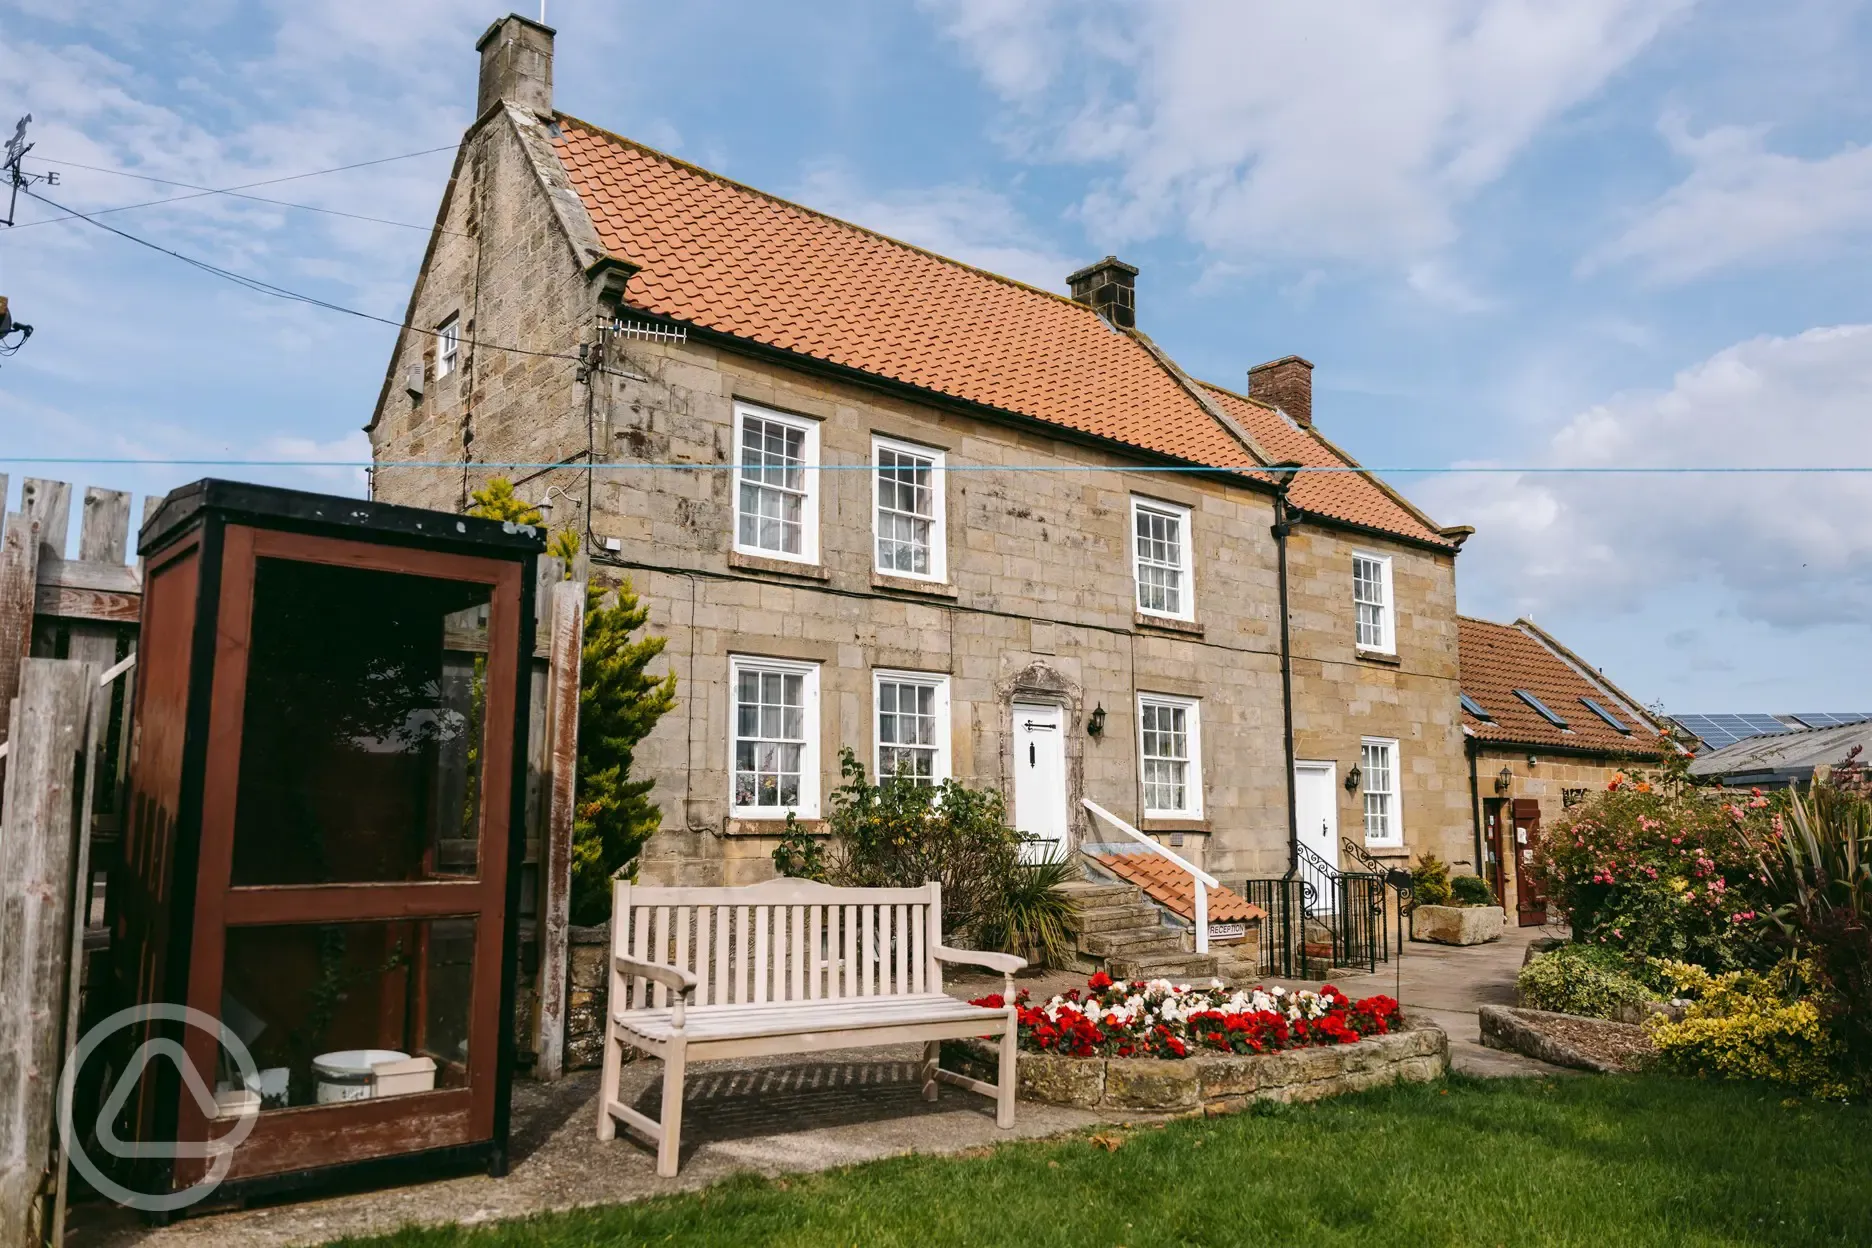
[110,479,541,1201]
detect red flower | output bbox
[1087,971,1114,992]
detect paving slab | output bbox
[1288,920,1575,1079]
[69,1047,1104,1248]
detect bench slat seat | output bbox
[595,878,1024,1176]
[616,993,1003,1045]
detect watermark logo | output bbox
[57,1004,260,1213]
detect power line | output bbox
[1,457,1869,475]
[9,144,461,233]
[19,183,585,366]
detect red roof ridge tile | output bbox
[554,111,1093,314]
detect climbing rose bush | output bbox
[972,972,1401,1060]
[1528,776,1773,973]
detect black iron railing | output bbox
[1343,837,1415,955]
[1237,876,1305,979]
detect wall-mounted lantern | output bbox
[1344,763,1362,792]
[1496,765,1514,793]
[1086,703,1106,738]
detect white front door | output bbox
[1294,760,1340,914]
[1012,702,1067,862]
[1294,760,1339,866]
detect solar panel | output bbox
[1674,713,1841,749]
[1460,692,1492,721]
[1580,697,1631,734]
[1514,689,1569,729]
[1789,713,1872,729]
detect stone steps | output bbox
[1079,928,1186,958]
[1063,867,1267,986]
[1106,951,1223,982]
[1069,902,1167,934]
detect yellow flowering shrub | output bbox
[1646,961,1858,1098]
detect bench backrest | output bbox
[610,878,945,1011]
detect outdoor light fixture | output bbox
[531,484,576,519]
[1344,763,1362,792]
[1526,754,1539,769]
[1496,765,1514,793]
[1086,703,1106,738]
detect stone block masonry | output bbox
[946,1017,1449,1113]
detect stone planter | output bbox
[947,1018,1447,1115]
[1412,904,1504,946]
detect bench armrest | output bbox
[614,954,698,995]
[932,945,1028,975]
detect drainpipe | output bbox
[1467,736,1484,880]
[1269,465,1302,876]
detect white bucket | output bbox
[312,1049,409,1104]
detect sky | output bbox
[3,0,1871,715]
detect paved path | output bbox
[1294,921,1573,1078]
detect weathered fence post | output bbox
[0,658,97,1245]
[534,575,587,1081]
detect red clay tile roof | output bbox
[1091,852,1266,924]
[1459,616,1661,755]
[553,117,1247,466]
[1200,383,1450,546]
[549,118,1455,548]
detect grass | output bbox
[333,1075,1872,1247]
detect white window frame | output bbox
[1361,736,1402,846]
[728,655,822,819]
[1137,693,1204,819]
[871,435,947,582]
[436,314,460,379]
[1352,550,1395,654]
[732,402,821,565]
[872,669,951,786]
[1130,496,1196,622]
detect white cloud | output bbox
[1585,117,1872,282]
[790,164,1076,291]
[1419,323,1872,629]
[923,0,1690,266]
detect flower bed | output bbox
[972,973,1403,1060]
[949,974,1443,1113]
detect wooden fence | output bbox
[0,477,587,1238]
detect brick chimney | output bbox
[1067,256,1138,329]
[476,13,556,118]
[1248,355,1315,427]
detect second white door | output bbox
[1013,702,1067,862]
[1293,760,1339,866]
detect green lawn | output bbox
[336,1075,1871,1247]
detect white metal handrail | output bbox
[1081,798,1219,954]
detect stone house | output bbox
[1457,616,1668,924]
[367,14,1479,889]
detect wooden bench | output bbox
[596,878,1026,1176]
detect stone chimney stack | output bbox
[1248,355,1315,428]
[1067,256,1139,329]
[476,13,556,118]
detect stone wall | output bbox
[368,104,600,515]
[950,1018,1448,1113]
[565,923,611,1071]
